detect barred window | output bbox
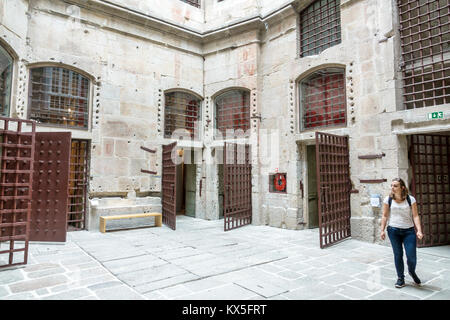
[0,45,13,117]
[180,0,200,8]
[299,0,341,57]
[398,0,450,109]
[29,67,90,129]
[215,90,250,137]
[299,68,346,130]
[164,91,201,139]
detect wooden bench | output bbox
[99,212,162,233]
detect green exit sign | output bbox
[428,111,444,119]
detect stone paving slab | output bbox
[0,216,449,300]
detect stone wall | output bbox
[1,0,449,239]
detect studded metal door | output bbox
[223,143,252,231]
[410,134,450,247]
[0,117,35,269]
[315,132,351,248]
[162,142,177,230]
[29,132,71,242]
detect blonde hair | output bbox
[390,178,408,201]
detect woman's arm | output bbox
[380,203,389,240]
[411,202,424,240]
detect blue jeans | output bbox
[387,226,417,279]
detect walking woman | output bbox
[380,178,424,288]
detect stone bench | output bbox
[99,212,162,233]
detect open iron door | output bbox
[223,142,252,231]
[410,134,450,247]
[316,132,351,248]
[30,132,71,242]
[0,117,36,268]
[162,142,177,230]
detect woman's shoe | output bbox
[395,278,405,288]
[409,271,421,285]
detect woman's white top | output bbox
[383,195,416,229]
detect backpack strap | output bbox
[389,195,412,207]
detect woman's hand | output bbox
[380,230,386,240]
[416,231,424,240]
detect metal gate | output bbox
[315,132,351,248]
[410,134,450,247]
[68,139,89,230]
[162,142,177,230]
[29,132,71,242]
[0,117,35,268]
[223,143,252,231]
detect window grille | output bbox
[164,92,201,139]
[299,0,341,57]
[0,46,13,117]
[29,67,89,129]
[215,90,250,137]
[300,68,346,130]
[398,0,450,109]
[180,0,200,8]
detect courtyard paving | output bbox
[0,215,449,300]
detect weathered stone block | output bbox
[268,206,284,228]
[350,216,375,243]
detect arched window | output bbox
[29,67,90,129]
[164,91,201,139]
[299,68,346,130]
[215,90,250,136]
[0,45,13,117]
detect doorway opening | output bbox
[67,139,90,231]
[175,150,197,217]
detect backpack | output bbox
[388,194,411,208]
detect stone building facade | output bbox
[0,0,448,247]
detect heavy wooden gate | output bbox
[410,134,450,247]
[223,143,252,231]
[0,117,35,268]
[315,132,351,248]
[162,142,177,230]
[29,132,71,242]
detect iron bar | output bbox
[358,153,386,159]
[140,146,156,153]
[141,169,157,175]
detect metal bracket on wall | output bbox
[299,180,304,198]
[358,153,386,159]
[140,146,157,175]
[359,179,387,183]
